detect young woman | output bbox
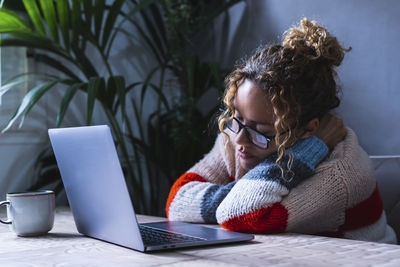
[165,18,397,244]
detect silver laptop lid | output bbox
[48,125,144,251]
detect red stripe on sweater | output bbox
[319,184,383,237]
[220,203,288,233]
[340,184,383,232]
[165,172,206,218]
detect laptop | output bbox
[48,125,254,252]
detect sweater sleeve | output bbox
[216,136,329,232]
[166,134,234,223]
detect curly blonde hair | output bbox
[218,18,351,176]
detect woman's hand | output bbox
[315,114,347,150]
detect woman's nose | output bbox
[235,128,251,147]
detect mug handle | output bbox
[0,201,12,224]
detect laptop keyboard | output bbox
[139,224,206,246]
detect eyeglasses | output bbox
[226,117,275,150]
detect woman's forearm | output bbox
[216,136,329,232]
[166,172,235,223]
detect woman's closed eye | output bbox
[234,116,271,134]
[261,131,274,137]
[235,116,244,122]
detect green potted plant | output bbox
[0,0,158,212]
[0,0,243,215]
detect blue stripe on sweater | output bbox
[241,136,328,190]
[200,182,236,223]
[242,157,313,189]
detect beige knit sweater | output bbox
[166,128,397,244]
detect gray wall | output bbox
[1,0,399,200]
[201,0,400,155]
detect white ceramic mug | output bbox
[0,190,55,236]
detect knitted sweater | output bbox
[166,128,397,244]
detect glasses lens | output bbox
[226,118,240,133]
[246,128,269,149]
[226,118,270,150]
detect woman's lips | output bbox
[238,150,254,159]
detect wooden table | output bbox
[1,207,400,266]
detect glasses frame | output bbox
[226,117,275,150]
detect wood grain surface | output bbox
[1,207,400,266]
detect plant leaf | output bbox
[2,72,54,85]
[83,0,93,33]
[56,82,83,127]
[0,74,51,100]
[34,53,81,81]
[148,84,170,111]
[71,0,81,48]
[139,4,166,63]
[0,32,71,60]
[101,0,124,49]
[86,77,104,125]
[131,97,145,141]
[112,81,141,113]
[56,0,70,51]
[106,0,157,58]
[105,76,116,110]
[139,66,160,114]
[74,50,98,78]
[114,76,126,115]
[148,3,167,50]
[126,81,141,94]
[22,0,46,35]
[0,77,29,98]
[2,80,58,133]
[0,9,31,32]
[107,76,124,112]
[39,0,59,42]
[94,0,106,42]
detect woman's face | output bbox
[233,79,278,171]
